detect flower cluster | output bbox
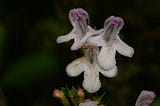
[56,8,134,93]
[53,87,106,106]
[55,8,157,106]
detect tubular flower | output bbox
[56,8,102,50]
[89,16,134,70]
[135,90,156,106]
[66,44,117,93]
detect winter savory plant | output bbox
[54,8,156,106]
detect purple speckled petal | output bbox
[103,16,124,42]
[69,8,89,35]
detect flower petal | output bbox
[99,66,118,78]
[98,44,116,70]
[79,102,97,106]
[87,32,106,47]
[135,90,156,106]
[103,16,124,43]
[70,27,103,50]
[69,8,89,28]
[82,43,99,64]
[66,57,85,77]
[82,67,101,93]
[116,36,134,57]
[87,26,103,37]
[82,44,101,93]
[57,8,90,50]
[56,29,76,43]
[69,8,89,36]
[71,38,83,50]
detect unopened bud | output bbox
[77,88,85,97]
[53,89,65,100]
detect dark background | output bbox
[0,0,160,106]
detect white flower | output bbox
[66,44,117,93]
[56,8,102,50]
[79,101,97,106]
[135,90,156,106]
[88,16,134,70]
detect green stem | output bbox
[61,98,71,106]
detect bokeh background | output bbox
[0,0,160,106]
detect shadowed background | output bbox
[0,0,160,106]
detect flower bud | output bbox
[53,89,65,100]
[77,88,85,97]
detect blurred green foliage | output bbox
[0,0,160,106]
[2,53,58,87]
